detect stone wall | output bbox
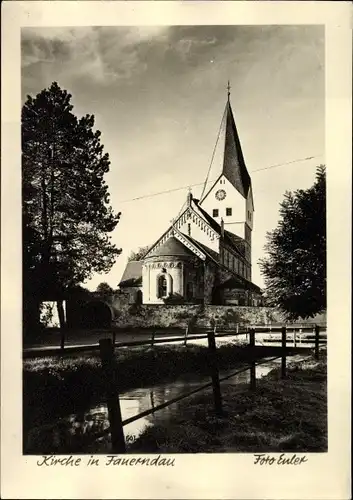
[113,304,201,329]
[111,302,327,329]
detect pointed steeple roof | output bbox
[201,89,251,201]
[223,100,251,197]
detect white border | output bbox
[1,2,352,499]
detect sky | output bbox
[21,25,325,291]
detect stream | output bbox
[25,353,310,454]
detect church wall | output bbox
[220,245,249,279]
[204,262,217,305]
[183,261,204,302]
[142,261,185,304]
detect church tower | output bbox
[199,84,254,277]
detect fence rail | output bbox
[23,323,327,358]
[91,324,324,453]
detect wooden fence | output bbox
[23,322,326,358]
[96,324,324,453]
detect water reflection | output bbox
[25,355,305,454]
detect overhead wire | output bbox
[120,154,324,203]
[200,106,227,201]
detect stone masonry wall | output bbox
[111,300,326,329]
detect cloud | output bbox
[21,26,169,86]
[173,37,217,61]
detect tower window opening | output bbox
[187,223,191,235]
[213,209,219,217]
[226,207,232,216]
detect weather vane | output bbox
[227,80,231,101]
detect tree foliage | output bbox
[128,245,151,262]
[22,82,121,329]
[96,282,114,295]
[259,166,326,319]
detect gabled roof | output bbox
[147,236,195,258]
[118,260,142,287]
[183,234,219,264]
[139,195,246,268]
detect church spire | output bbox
[200,87,251,203]
[222,97,251,198]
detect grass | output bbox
[24,341,260,431]
[128,354,327,453]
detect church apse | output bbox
[142,256,205,305]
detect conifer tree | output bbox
[259,166,326,319]
[22,82,121,331]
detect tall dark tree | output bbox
[22,82,121,332]
[259,166,326,319]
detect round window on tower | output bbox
[215,189,226,201]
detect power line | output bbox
[251,155,321,173]
[120,154,323,203]
[200,106,227,200]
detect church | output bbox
[119,89,263,306]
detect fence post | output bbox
[249,327,255,348]
[150,391,155,412]
[60,327,66,351]
[249,328,256,391]
[151,330,155,347]
[184,325,189,347]
[293,328,297,348]
[281,326,287,379]
[236,323,239,334]
[112,329,116,348]
[207,328,223,416]
[99,338,126,453]
[314,324,320,360]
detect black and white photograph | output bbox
[1,2,351,499]
[21,24,328,455]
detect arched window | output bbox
[158,275,168,298]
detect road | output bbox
[23,328,185,351]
